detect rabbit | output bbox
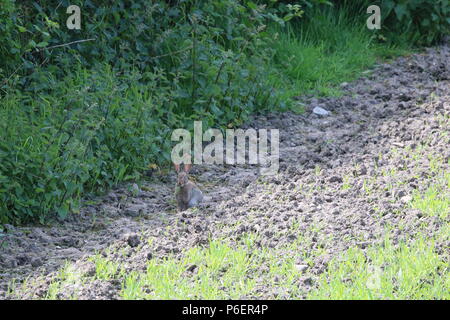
[174,163,204,211]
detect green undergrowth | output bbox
[268,5,410,98]
[411,171,450,219]
[309,231,449,299]
[12,225,448,299]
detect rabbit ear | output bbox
[174,163,180,172]
[184,163,192,173]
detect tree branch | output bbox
[35,38,96,52]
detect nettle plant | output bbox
[0,0,297,224]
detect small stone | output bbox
[186,264,197,272]
[30,257,43,268]
[357,242,368,249]
[396,190,406,198]
[83,263,96,277]
[294,264,308,273]
[61,236,79,247]
[124,207,142,217]
[401,195,413,203]
[313,106,330,116]
[301,276,313,286]
[329,176,343,183]
[369,86,380,94]
[359,166,367,175]
[264,230,274,238]
[194,224,203,232]
[16,254,30,266]
[4,259,17,268]
[125,233,140,248]
[31,228,53,243]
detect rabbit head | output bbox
[174,163,192,186]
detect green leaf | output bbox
[394,4,408,21]
[283,13,294,22]
[36,42,48,48]
[57,206,69,219]
[247,1,257,10]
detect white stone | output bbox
[313,106,330,116]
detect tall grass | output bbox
[267,5,409,97]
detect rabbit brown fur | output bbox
[174,163,204,211]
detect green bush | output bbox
[1,66,174,223]
[0,0,286,224]
[333,0,450,45]
[381,0,449,45]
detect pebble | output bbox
[313,106,330,116]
